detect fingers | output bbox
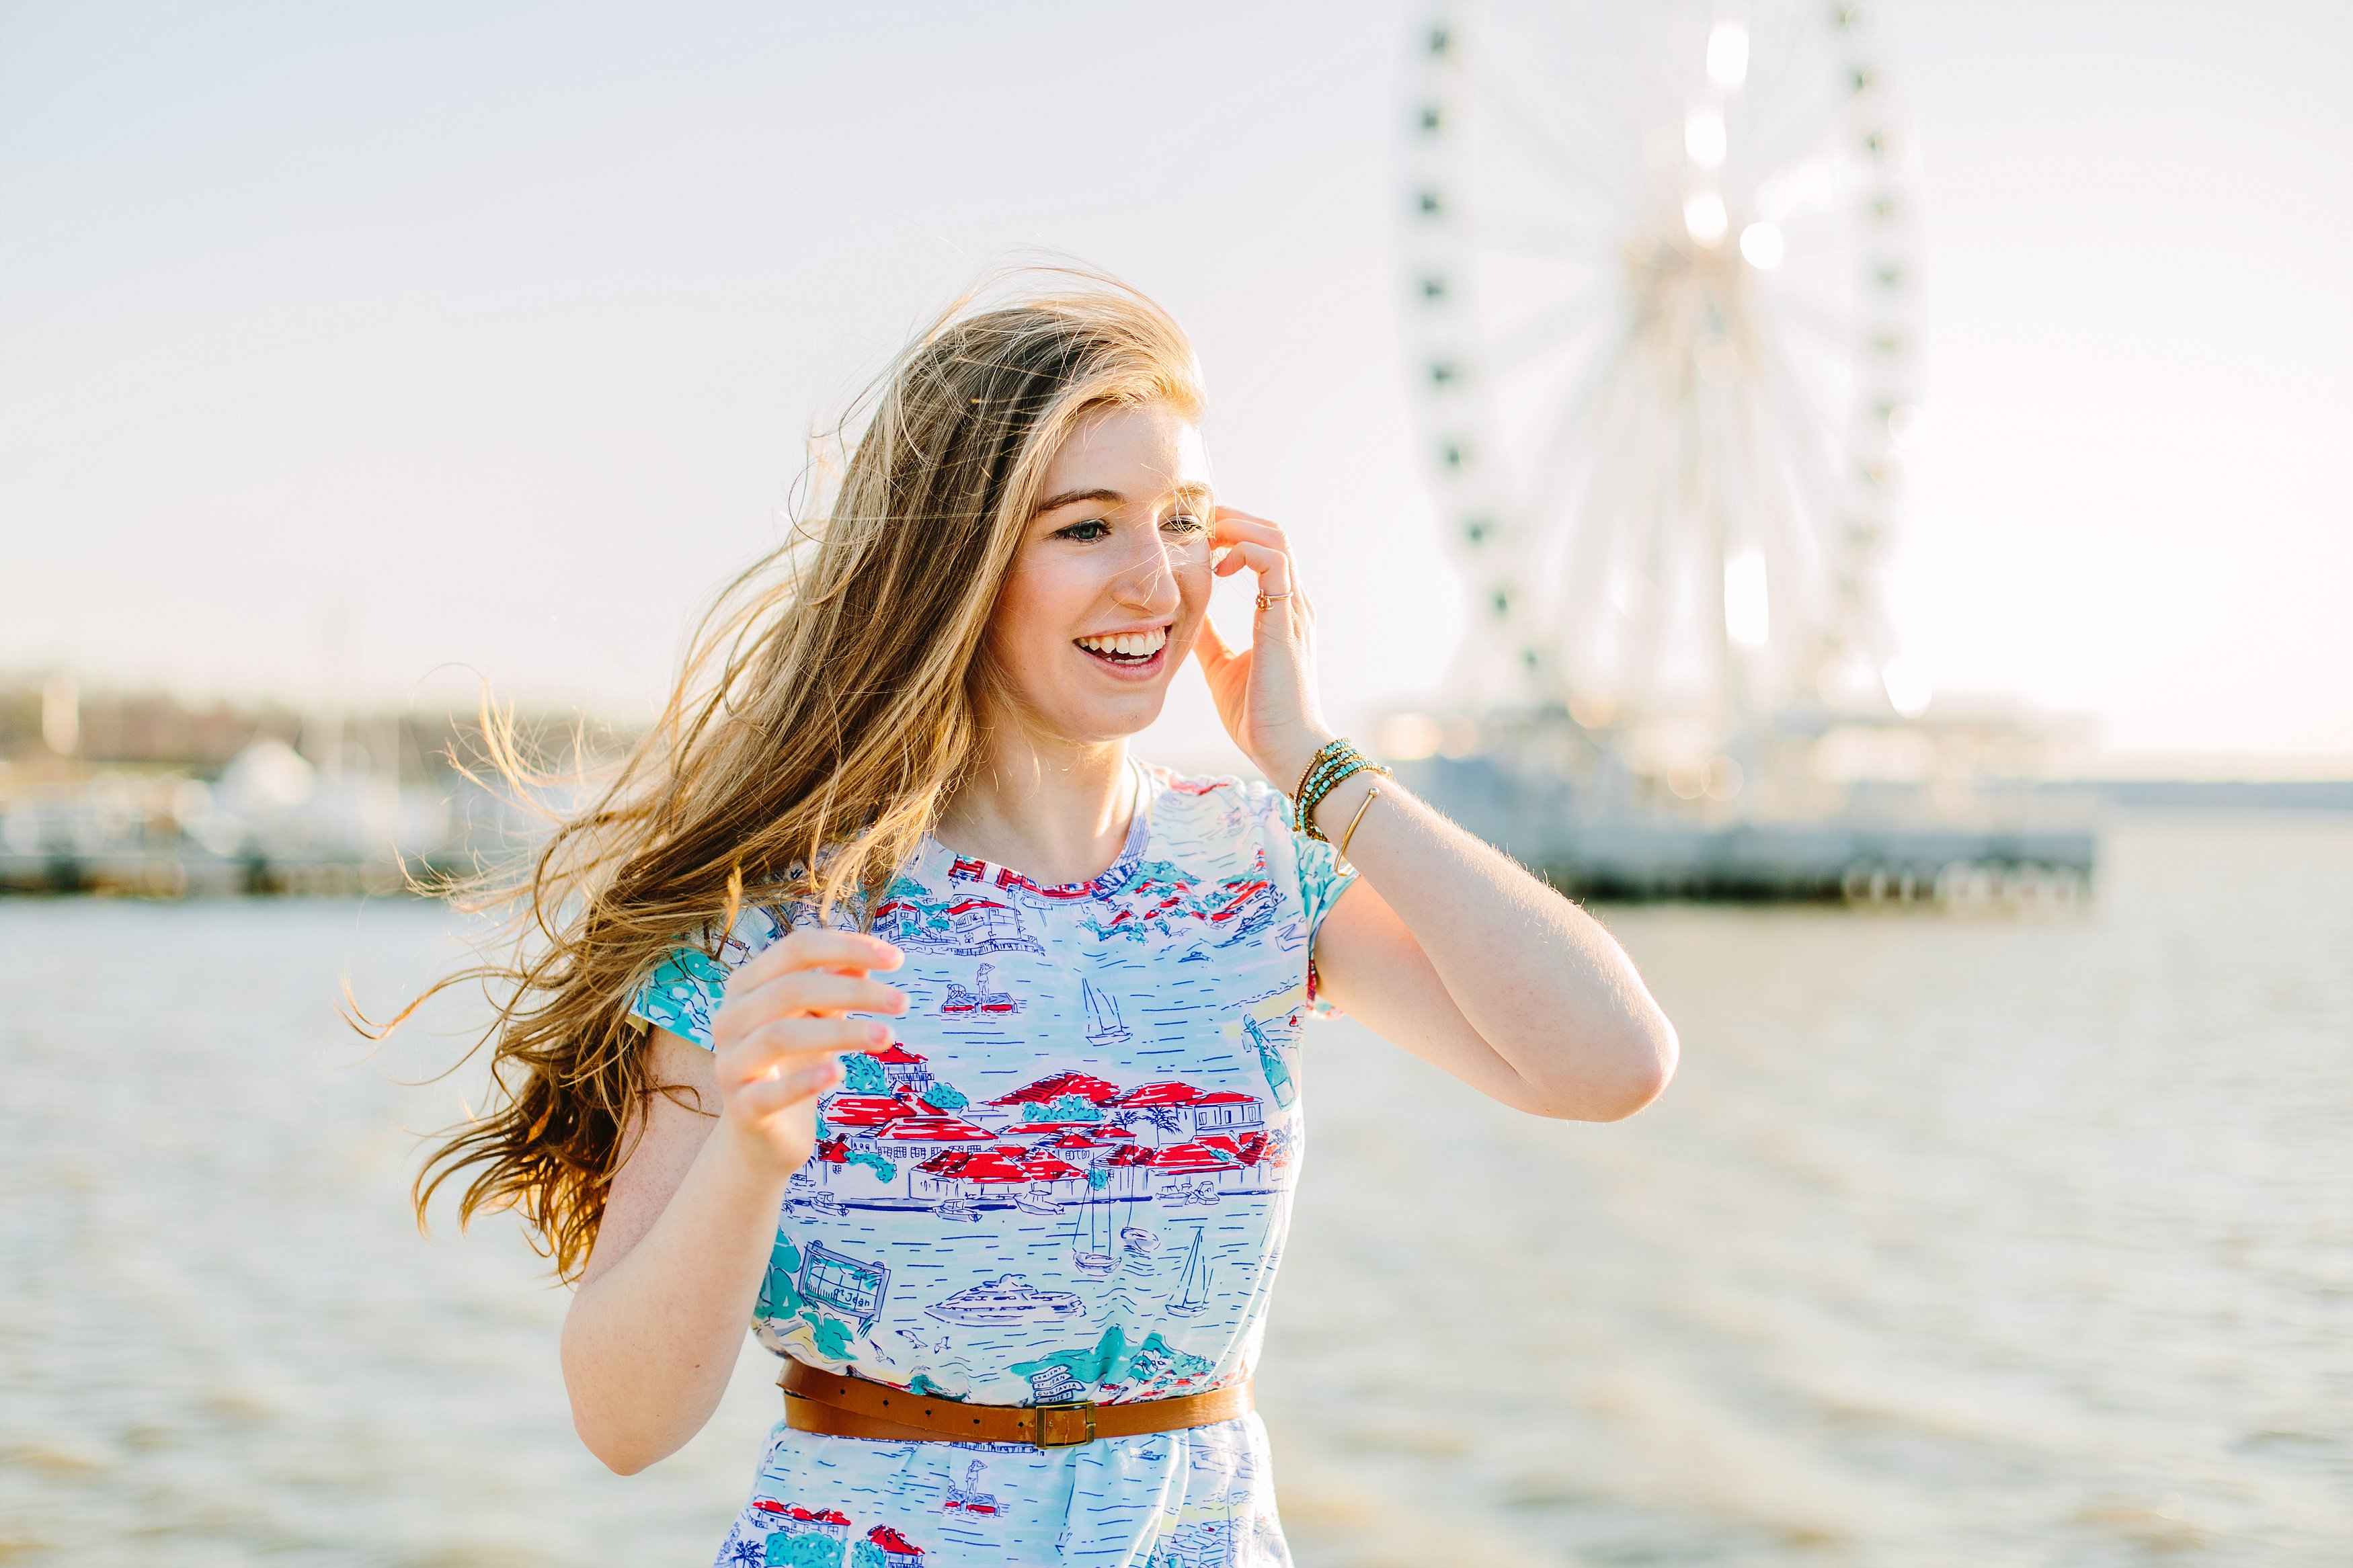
[729,927,902,993]
[717,929,908,1049]
[720,1014,885,1084]
[1211,506,1287,548]
[1209,508,1300,612]
[1215,540,1295,600]
[727,965,908,1023]
[731,1059,845,1118]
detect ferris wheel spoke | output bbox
[1458,214,1621,265]
[1508,327,1648,524]
[1554,360,1687,690]
[1454,63,1646,227]
[1505,345,1642,626]
[1767,293,1875,360]
[1587,401,1675,660]
[1739,30,1850,169]
[1745,125,1868,224]
[1743,399,1836,629]
[1478,284,1619,373]
[1750,343,1868,595]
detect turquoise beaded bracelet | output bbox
[1292,738,1390,843]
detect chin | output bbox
[1070,693,1170,744]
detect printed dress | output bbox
[631,764,1355,1568]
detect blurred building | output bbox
[0,677,612,896]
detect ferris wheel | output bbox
[1402,0,1925,779]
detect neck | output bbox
[935,716,1138,887]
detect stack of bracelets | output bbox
[1292,737,1391,862]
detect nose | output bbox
[1109,530,1186,617]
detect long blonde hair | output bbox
[401,268,1203,1278]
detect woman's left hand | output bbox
[1193,506,1335,787]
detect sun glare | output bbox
[1706,22,1749,90]
[1683,192,1729,247]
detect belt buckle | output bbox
[1030,1400,1097,1447]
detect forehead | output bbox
[1041,401,1208,497]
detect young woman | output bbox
[415,272,1676,1567]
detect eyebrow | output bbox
[1033,487,1123,516]
[1031,482,1215,518]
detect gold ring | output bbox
[1256,592,1292,612]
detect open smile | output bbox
[1074,624,1171,677]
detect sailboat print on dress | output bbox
[1068,1189,1117,1277]
[1082,978,1129,1045]
[1166,1227,1212,1317]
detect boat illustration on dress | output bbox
[1166,1229,1213,1318]
[1082,978,1130,1045]
[1069,1192,1118,1276]
[933,1196,982,1223]
[944,1458,1000,1515]
[790,1190,846,1218]
[1013,1187,1066,1216]
[1159,1178,1220,1208]
[941,963,1018,1017]
[924,1274,1084,1325]
[1119,1225,1159,1254]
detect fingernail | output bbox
[865,1023,889,1046]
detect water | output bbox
[2,814,2346,1566]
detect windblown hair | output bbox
[393,268,1203,1279]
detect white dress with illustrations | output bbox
[632,765,1354,1568]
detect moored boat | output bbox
[924,1274,1083,1325]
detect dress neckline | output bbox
[922,759,1155,900]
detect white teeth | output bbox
[1079,628,1168,658]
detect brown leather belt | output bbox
[780,1361,1252,1447]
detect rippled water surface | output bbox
[3,814,2347,1566]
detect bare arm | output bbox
[1194,504,1675,1122]
[1307,770,1678,1122]
[558,930,906,1474]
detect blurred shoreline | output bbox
[4,677,2347,901]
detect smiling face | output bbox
[981,400,1214,747]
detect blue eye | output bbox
[1162,514,1205,534]
[1056,518,1111,541]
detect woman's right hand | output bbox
[706,930,907,1178]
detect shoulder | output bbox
[629,899,795,1049]
[1141,764,1294,857]
[1144,763,1285,805]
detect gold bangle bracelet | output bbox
[1298,757,1387,843]
[1338,785,1381,864]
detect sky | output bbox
[2,0,2347,775]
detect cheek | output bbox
[987,561,1082,673]
[1174,554,1213,614]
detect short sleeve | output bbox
[1290,812,1359,940]
[628,904,787,1051]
